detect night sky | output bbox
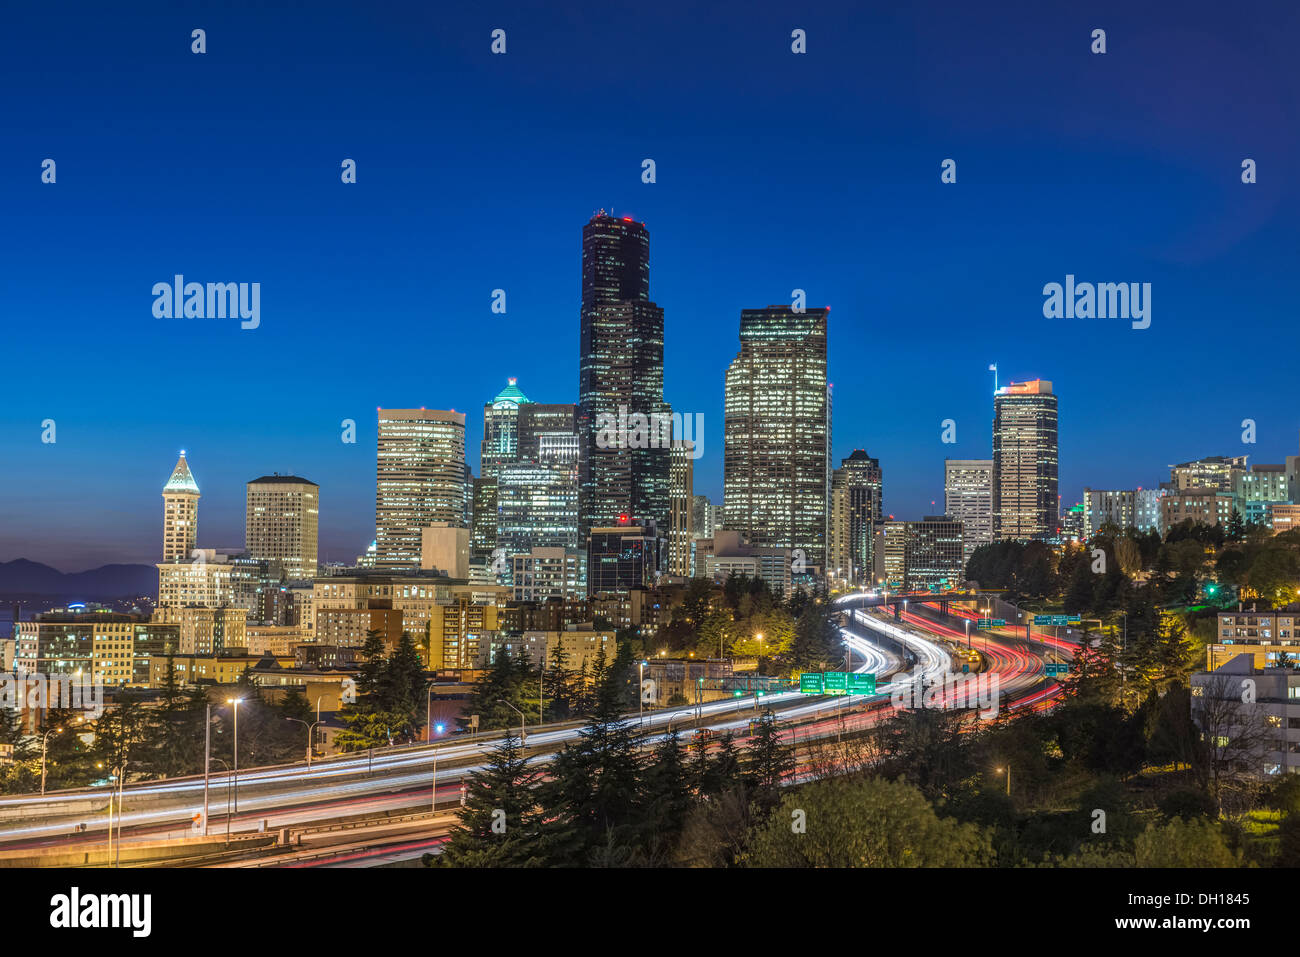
[2,0,1297,569]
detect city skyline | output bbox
[3,1,1297,569]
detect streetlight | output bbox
[996,765,1011,797]
[40,725,65,796]
[755,633,764,673]
[226,698,243,813]
[97,759,127,867]
[285,717,322,767]
[429,722,446,813]
[211,757,234,844]
[638,660,648,729]
[503,700,526,745]
[965,617,972,650]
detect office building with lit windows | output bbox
[723,305,830,574]
[576,213,671,576]
[944,459,993,565]
[829,450,883,586]
[162,452,200,562]
[375,408,467,568]
[992,379,1058,541]
[245,475,319,580]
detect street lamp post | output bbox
[40,725,64,796]
[997,764,1011,796]
[285,717,322,767]
[503,700,526,745]
[211,758,233,844]
[638,660,648,730]
[226,698,243,813]
[202,703,211,836]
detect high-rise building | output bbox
[691,495,718,539]
[1082,487,1167,539]
[162,452,200,562]
[903,516,966,591]
[944,459,993,565]
[375,408,467,568]
[496,444,581,560]
[829,450,882,586]
[519,403,578,462]
[1170,455,1248,493]
[588,520,661,596]
[245,475,319,580]
[723,305,830,574]
[577,213,670,580]
[668,440,695,577]
[992,380,1058,541]
[481,378,531,480]
[470,476,498,571]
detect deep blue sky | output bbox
[2,0,1297,570]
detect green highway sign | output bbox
[976,618,1007,629]
[846,673,877,695]
[1033,615,1071,627]
[798,671,878,696]
[1044,663,1069,677]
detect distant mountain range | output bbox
[0,559,157,601]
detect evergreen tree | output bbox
[640,728,692,858]
[378,631,427,738]
[543,641,575,720]
[437,732,542,867]
[744,709,794,816]
[538,651,646,864]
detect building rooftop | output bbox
[163,452,199,494]
[248,474,319,486]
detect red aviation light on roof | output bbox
[622,216,633,222]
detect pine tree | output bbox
[640,727,692,858]
[437,732,542,867]
[378,631,427,739]
[538,651,646,864]
[543,641,575,720]
[743,709,794,816]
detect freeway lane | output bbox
[0,627,906,850]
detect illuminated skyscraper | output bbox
[481,378,531,481]
[375,408,467,568]
[668,440,695,577]
[576,213,670,578]
[829,450,882,585]
[944,459,993,565]
[245,475,319,580]
[162,452,200,562]
[992,380,1058,541]
[723,305,830,574]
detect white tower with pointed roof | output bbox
[162,451,200,561]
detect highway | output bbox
[0,624,903,852]
[0,593,1075,865]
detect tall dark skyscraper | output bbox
[992,379,1059,541]
[577,212,670,588]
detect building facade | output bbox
[992,380,1058,541]
[944,458,993,566]
[576,213,671,583]
[245,475,319,580]
[375,408,467,568]
[723,305,830,574]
